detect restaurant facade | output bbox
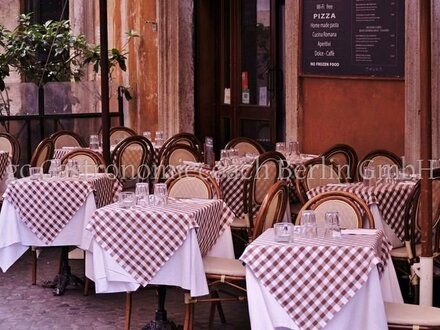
[1,0,439,164]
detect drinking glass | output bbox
[324,211,341,238]
[154,183,168,206]
[362,166,376,187]
[274,223,293,242]
[66,159,80,178]
[155,131,164,147]
[275,142,286,155]
[29,167,42,180]
[135,182,149,205]
[220,149,230,166]
[300,210,317,238]
[118,192,136,208]
[288,141,300,157]
[49,159,62,178]
[143,131,152,141]
[89,134,100,150]
[380,165,391,183]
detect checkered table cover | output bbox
[240,228,391,330]
[0,151,11,182]
[3,174,121,245]
[307,182,417,241]
[86,199,234,287]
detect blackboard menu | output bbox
[301,0,404,77]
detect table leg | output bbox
[42,246,83,296]
[142,285,178,330]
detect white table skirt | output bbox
[246,257,403,330]
[81,226,234,297]
[0,194,96,272]
[370,204,403,248]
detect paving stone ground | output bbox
[0,248,251,330]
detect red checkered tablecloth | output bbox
[307,182,417,241]
[3,174,121,245]
[240,228,391,330]
[0,151,11,182]
[86,199,234,287]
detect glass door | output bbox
[219,0,279,150]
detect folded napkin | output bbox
[341,228,378,235]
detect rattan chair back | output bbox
[50,130,86,149]
[225,137,265,156]
[0,132,21,165]
[320,144,358,182]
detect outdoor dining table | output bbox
[0,173,122,294]
[307,180,417,247]
[80,197,235,327]
[240,228,403,330]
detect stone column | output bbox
[157,0,194,139]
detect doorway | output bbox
[195,0,283,151]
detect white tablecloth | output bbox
[0,194,96,272]
[81,226,234,297]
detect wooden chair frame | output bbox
[0,132,21,165]
[320,143,358,182]
[60,148,106,173]
[110,135,155,184]
[49,130,87,149]
[224,136,265,156]
[357,149,403,181]
[155,144,203,183]
[294,157,345,205]
[158,132,202,162]
[251,181,289,240]
[296,190,375,229]
[30,137,55,174]
[109,126,137,145]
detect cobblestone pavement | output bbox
[0,248,251,330]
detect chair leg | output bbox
[31,247,37,285]
[83,278,90,296]
[124,292,132,330]
[184,292,194,330]
[208,290,226,328]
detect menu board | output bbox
[301,0,404,77]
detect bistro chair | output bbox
[357,149,402,181]
[294,157,345,205]
[224,136,265,156]
[158,132,202,162]
[385,302,440,329]
[166,170,221,200]
[49,130,87,149]
[319,143,358,182]
[296,190,375,229]
[60,148,106,174]
[109,126,137,146]
[390,171,440,303]
[0,132,21,165]
[155,144,203,183]
[183,181,288,329]
[110,135,155,190]
[30,137,55,174]
[231,151,287,242]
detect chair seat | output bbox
[203,256,246,277]
[390,244,422,259]
[385,302,440,326]
[230,215,249,229]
